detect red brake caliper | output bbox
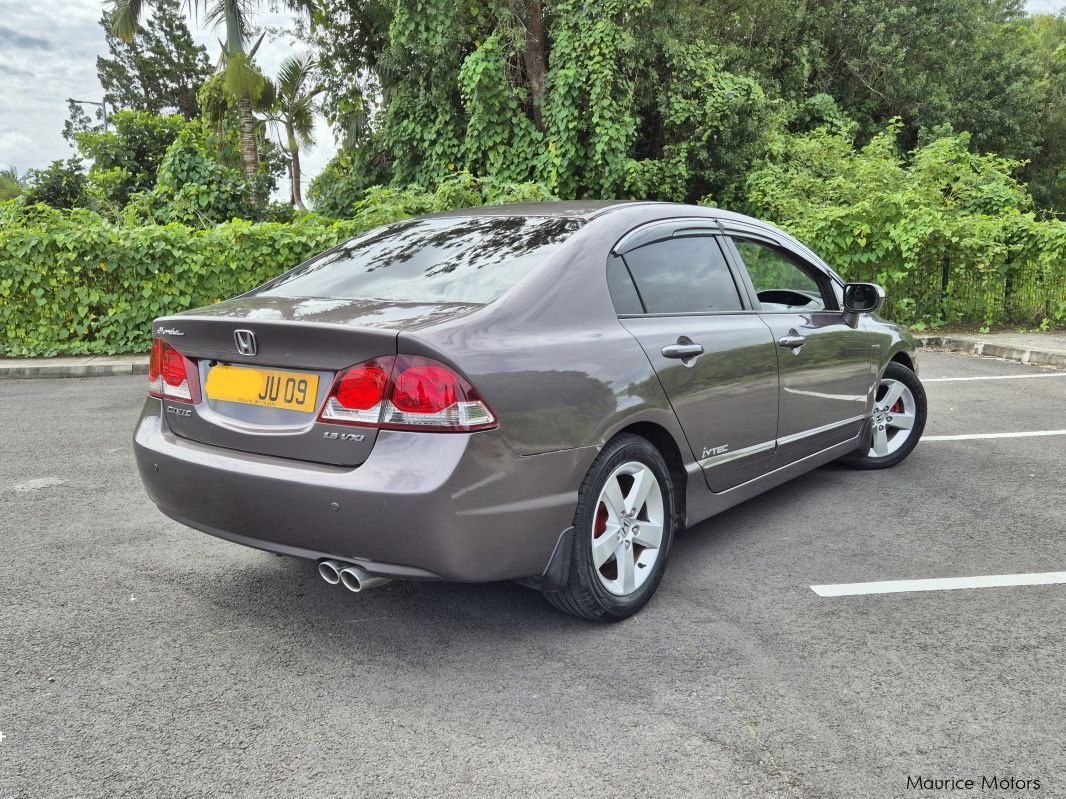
[594,502,609,538]
[890,399,903,414]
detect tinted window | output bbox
[606,254,644,314]
[257,216,583,304]
[732,239,828,311]
[622,236,742,314]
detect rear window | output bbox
[257,216,583,304]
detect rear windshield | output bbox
[257,216,584,304]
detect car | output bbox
[133,201,927,620]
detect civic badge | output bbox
[233,329,257,356]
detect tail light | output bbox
[319,355,496,432]
[148,337,196,403]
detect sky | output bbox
[0,0,337,198]
[0,0,1064,196]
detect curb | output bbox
[918,336,1066,369]
[0,359,149,380]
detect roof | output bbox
[427,200,642,220]
[426,200,772,223]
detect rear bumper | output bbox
[133,399,596,582]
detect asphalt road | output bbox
[1,351,1063,798]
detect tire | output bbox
[843,361,927,470]
[543,434,676,621]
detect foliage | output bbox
[109,0,276,194]
[744,124,1066,327]
[623,39,777,203]
[306,146,390,217]
[97,0,212,119]
[21,159,90,210]
[287,0,389,147]
[267,52,323,209]
[303,0,779,203]
[0,167,22,201]
[299,0,1066,214]
[74,111,186,211]
[0,174,556,356]
[124,121,268,226]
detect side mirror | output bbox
[843,283,885,314]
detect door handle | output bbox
[777,333,806,350]
[662,342,705,359]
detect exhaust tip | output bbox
[317,559,342,585]
[339,567,364,593]
[339,564,392,593]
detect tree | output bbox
[98,0,212,119]
[268,53,322,210]
[0,167,23,201]
[62,100,98,144]
[22,159,89,209]
[287,0,389,148]
[75,111,186,209]
[302,0,778,202]
[109,0,271,194]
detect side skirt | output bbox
[683,422,872,527]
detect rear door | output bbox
[612,224,780,492]
[722,232,876,465]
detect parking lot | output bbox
[1,349,1063,798]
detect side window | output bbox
[622,236,743,314]
[606,254,644,314]
[732,239,829,312]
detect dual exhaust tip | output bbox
[318,559,391,593]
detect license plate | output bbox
[205,365,319,412]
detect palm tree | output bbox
[268,53,322,210]
[109,0,267,192]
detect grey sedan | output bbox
[134,201,926,620]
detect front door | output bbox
[614,233,780,492]
[725,236,877,464]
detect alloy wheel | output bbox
[591,461,665,596]
[869,378,918,458]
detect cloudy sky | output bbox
[0,0,337,196]
[1,0,1064,194]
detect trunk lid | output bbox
[154,297,483,466]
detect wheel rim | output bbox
[869,378,918,458]
[591,461,665,597]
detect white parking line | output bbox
[924,373,1066,382]
[923,430,1066,441]
[812,571,1066,597]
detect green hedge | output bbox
[744,127,1066,329]
[0,207,363,356]
[0,174,554,357]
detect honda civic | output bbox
[133,202,926,620]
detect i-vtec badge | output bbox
[166,405,192,417]
[323,431,365,442]
[702,444,729,458]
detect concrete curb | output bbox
[0,357,149,380]
[918,335,1066,369]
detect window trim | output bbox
[607,220,757,317]
[616,233,751,317]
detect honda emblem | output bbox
[233,329,257,356]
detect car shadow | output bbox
[180,461,864,661]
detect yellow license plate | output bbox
[205,365,319,412]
